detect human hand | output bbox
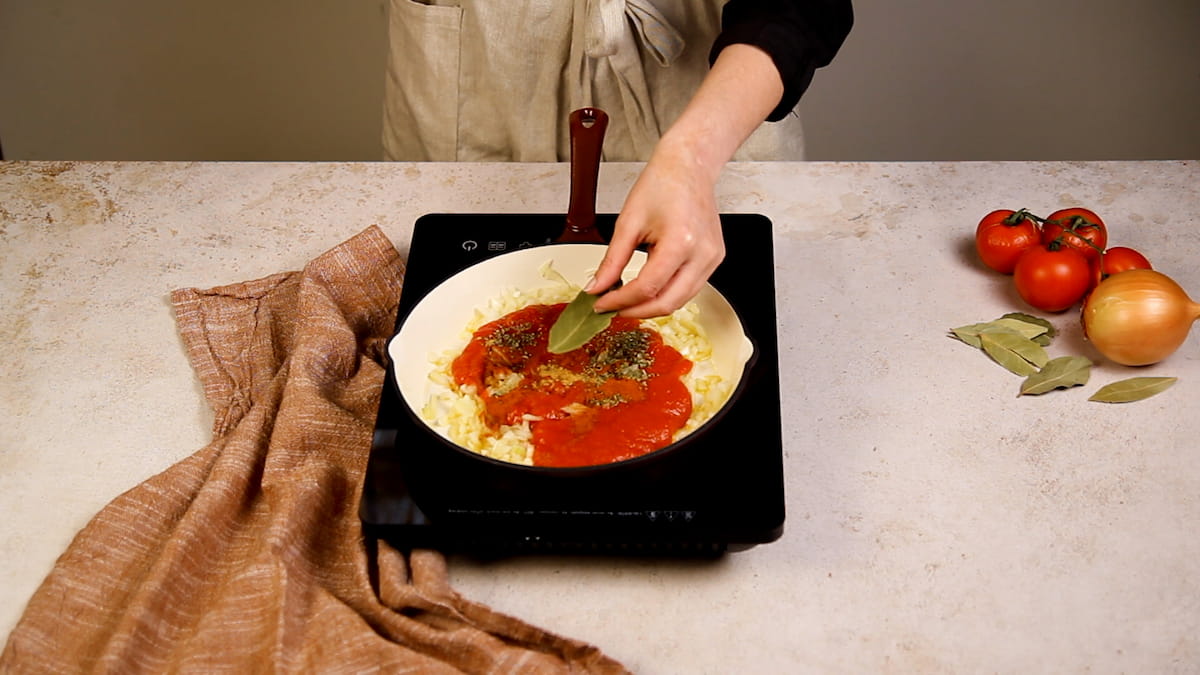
[587,143,725,319]
[585,44,789,318]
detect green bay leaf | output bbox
[989,317,1051,340]
[999,312,1057,339]
[949,324,987,348]
[979,331,1047,376]
[1088,377,1178,403]
[951,317,1049,349]
[547,290,616,354]
[1019,355,1093,396]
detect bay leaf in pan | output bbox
[547,289,617,354]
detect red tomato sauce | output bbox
[450,303,694,467]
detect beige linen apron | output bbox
[382,0,804,161]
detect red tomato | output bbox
[1100,246,1152,277]
[1088,258,1103,291]
[974,209,1041,274]
[1013,244,1093,312]
[1041,207,1107,262]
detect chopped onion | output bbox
[1081,269,1200,366]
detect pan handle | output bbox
[560,108,609,243]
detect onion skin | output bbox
[1081,269,1200,366]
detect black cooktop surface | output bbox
[360,213,784,556]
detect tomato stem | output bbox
[1039,214,1104,256]
[1062,215,1105,253]
[1026,210,1048,224]
[1003,208,1039,226]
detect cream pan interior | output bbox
[388,243,756,451]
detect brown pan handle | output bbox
[559,107,609,243]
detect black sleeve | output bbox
[709,0,854,121]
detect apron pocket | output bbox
[383,0,463,160]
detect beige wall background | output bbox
[2,0,1198,161]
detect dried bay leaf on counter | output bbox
[1000,312,1057,345]
[990,317,1052,340]
[950,313,1178,403]
[950,317,1050,348]
[999,312,1055,332]
[949,325,988,349]
[1019,355,1093,396]
[951,314,1052,376]
[1088,376,1178,403]
[979,330,1049,376]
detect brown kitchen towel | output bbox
[1,225,627,674]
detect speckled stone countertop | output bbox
[2,160,1198,672]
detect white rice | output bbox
[419,262,732,465]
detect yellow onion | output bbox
[1081,269,1200,366]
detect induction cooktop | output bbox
[360,213,784,556]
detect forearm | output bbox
[654,43,784,185]
[590,4,851,318]
[712,0,854,121]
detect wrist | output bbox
[654,125,727,187]
[654,44,783,182]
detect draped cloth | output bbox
[0,226,627,674]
